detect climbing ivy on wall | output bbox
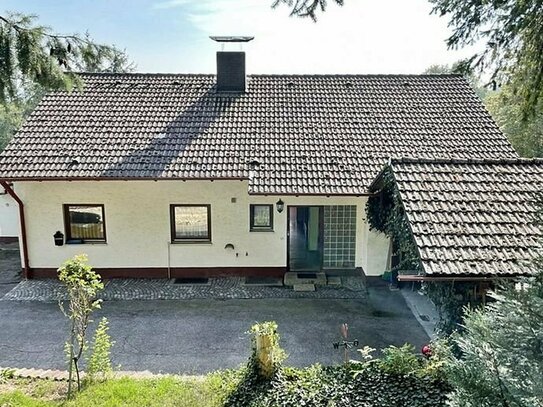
[365,167,421,273]
[366,166,480,335]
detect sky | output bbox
[3,0,477,74]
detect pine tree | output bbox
[445,199,543,406]
[0,12,134,102]
[429,0,543,119]
[272,0,344,21]
[0,12,134,151]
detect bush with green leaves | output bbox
[58,254,104,398]
[218,322,450,406]
[441,197,543,406]
[218,362,449,407]
[377,343,420,375]
[443,279,543,406]
[86,317,114,384]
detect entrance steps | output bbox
[284,272,327,287]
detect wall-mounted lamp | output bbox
[276,199,285,213]
[54,231,64,246]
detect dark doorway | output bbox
[287,206,323,271]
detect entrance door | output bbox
[287,206,323,271]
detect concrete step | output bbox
[327,276,342,286]
[284,272,327,286]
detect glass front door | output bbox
[288,206,323,271]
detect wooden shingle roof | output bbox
[0,73,518,195]
[388,158,543,277]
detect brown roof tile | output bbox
[388,158,543,276]
[0,73,518,194]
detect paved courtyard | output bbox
[0,242,20,297]
[3,276,366,301]
[0,286,428,374]
[0,243,429,374]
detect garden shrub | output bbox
[378,343,420,375]
[58,254,104,397]
[0,367,15,383]
[219,323,450,406]
[85,317,114,383]
[219,363,449,407]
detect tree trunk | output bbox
[67,320,76,399]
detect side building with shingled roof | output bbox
[368,158,543,282]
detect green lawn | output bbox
[0,363,449,407]
[0,375,224,407]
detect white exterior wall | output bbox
[15,181,388,275]
[0,192,19,237]
[364,229,390,276]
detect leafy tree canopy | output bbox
[0,12,134,102]
[429,0,543,118]
[486,85,543,158]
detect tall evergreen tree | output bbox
[0,12,134,102]
[272,0,343,21]
[444,199,543,406]
[0,12,134,151]
[429,0,543,118]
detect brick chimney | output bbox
[210,36,254,92]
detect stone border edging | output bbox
[0,366,172,382]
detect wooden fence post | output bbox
[255,332,274,379]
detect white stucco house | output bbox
[0,189,18,241]
[0,39,520,280]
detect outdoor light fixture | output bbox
[276,199,285,213]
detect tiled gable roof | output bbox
[388,158,543,276]
[0,73,518,194]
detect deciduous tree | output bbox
[486,86,543,158]
[58,254,104,398]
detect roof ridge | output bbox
[390,157,543,166]
[77,72,464,78]
[78,72,215,77]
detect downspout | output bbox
[167,241,171,279]
[0,181,29,278]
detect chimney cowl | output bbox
[210,36,254,43]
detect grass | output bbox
[0,376,224,407]
[0,361,448,406]
[0,378,65,405]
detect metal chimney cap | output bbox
[210,36,254,43]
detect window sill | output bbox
[170,240,212,245]
[65,240,107,245]
[249,229,274,233]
